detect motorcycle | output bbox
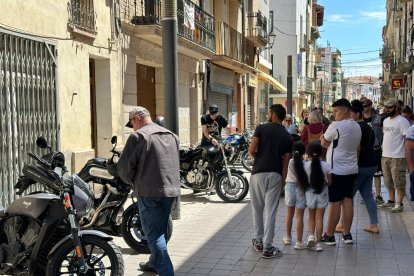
[1,137,124,275]
[76,136,173,253]
[179,136,249,203]
[223,130,253,172]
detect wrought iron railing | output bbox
[68,0,97,33]
[215,22,255,67]
[247,12,268,43]
[177,0,215,51]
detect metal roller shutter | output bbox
[209,92,228,137]
[246,90,252,130]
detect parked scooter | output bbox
[1,137,124,275]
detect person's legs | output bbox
[316,208,325,241]
[325,201,342,236]
[250,174,266,242]
[285,206,295,240]
[392,158,407,207]
[356,166,379,229]
[342,197,354,234]
[139,197,174,275]
[284,182,296,242]
[295,208,305,242]
[381,157,396,203]
[263,173,282,250]
[308,208,316,236]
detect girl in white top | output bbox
[304,141,332,251]
[284,142,309,250]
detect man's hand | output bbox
[211,138,218,146]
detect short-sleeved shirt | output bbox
[285,159,298,182]
[364,112,387,148]
[304,160,331,185]
[200,114,228,141]
[323,119,361,175]
[252,123,293,175]
[358,121,376,167]
[382,115,410,158]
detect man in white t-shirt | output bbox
[379,98,410,212]
[320,99,361,245]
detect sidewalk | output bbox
[117,180,414,276]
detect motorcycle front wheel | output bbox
[121,205,173,253]
[215,172,249,203]
[46,235,124,276]
[240,150,253,172]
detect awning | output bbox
[257,71,287,92]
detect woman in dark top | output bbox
[350,100,379,233]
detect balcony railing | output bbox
[215,22,255,67]
[121,0,215,52]
[177,0,215,52]
[247,12,268,45]
[68,0,97,34]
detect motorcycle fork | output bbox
[63,192,88,273]
[220,146,235,188]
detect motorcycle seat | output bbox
[0,206,6,217]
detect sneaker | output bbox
[262,246,283,259]
[294,241,308,250]
[342,233,353,244]
[251,238,263,252]
[376,195,385,205]
[320,233,336,246]
[282,236,292,245]
[315,243,323,252]
[391,203,403,213]
[378,200,395,208]
[307,235,316,248]
[139,261,157,273]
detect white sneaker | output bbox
[307,235,316,247]
[294,241,308,250]
[283,236,292,245]
[391,203,403,213]
[315,243,323,252]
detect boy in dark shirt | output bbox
[200,104,228,146]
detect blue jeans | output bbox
[353,166,378,224]
[138,197,175,276]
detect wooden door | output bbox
[89,58,97,155]
[136,64,156,119]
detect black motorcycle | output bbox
[0,137,124,275]
[77,136,173,253]
[180,137,249,203]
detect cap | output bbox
[361,98,373,106]
[285,114,292,120]
[209,104,219,115]
[384,98,399,107]
[125,106,150,128]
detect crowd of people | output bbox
[249,97,414,258]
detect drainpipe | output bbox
[162,0,180,219]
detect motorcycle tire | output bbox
[240,150,253,172]
[121,205,173,253]
[215,172,249,203]
[46,235,124,276]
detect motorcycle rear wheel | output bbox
[240,150,253,172]
[46,235,124,276]
[121,205,173,253]
[215,172,249,203]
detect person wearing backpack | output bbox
[301,110,327,146]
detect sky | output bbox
[316,0,386,78]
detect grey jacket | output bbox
[118,123,181,198]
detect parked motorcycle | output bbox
[180,137,249,203]
[223,130,253,172]
[77,136,173,253]
[1,137,124,275]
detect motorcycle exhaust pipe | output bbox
[82,201,119,228]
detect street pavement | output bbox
[115,170,414,276]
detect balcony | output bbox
[120,0,215,59]
[212,22,255,74]
[67,0,97,38]
[246,12,268,47]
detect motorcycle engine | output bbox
[184,159,210,189]
[0,216,41,266]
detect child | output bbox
[283,141,309,249]
[304,141,332,251]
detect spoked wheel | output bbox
[121,205,173,253]
[240,150,253,172]
[215,172,249,203]
[47,235,124,276]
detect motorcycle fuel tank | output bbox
[7,193,60,219]
[71,174,94,217]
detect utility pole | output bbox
[287,56,293,115]
[162,0,180,219]
[319,78,323,108]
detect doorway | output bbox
[136,63,156,119]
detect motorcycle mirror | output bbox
[36,136,50,149]
[111,136,117,145]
